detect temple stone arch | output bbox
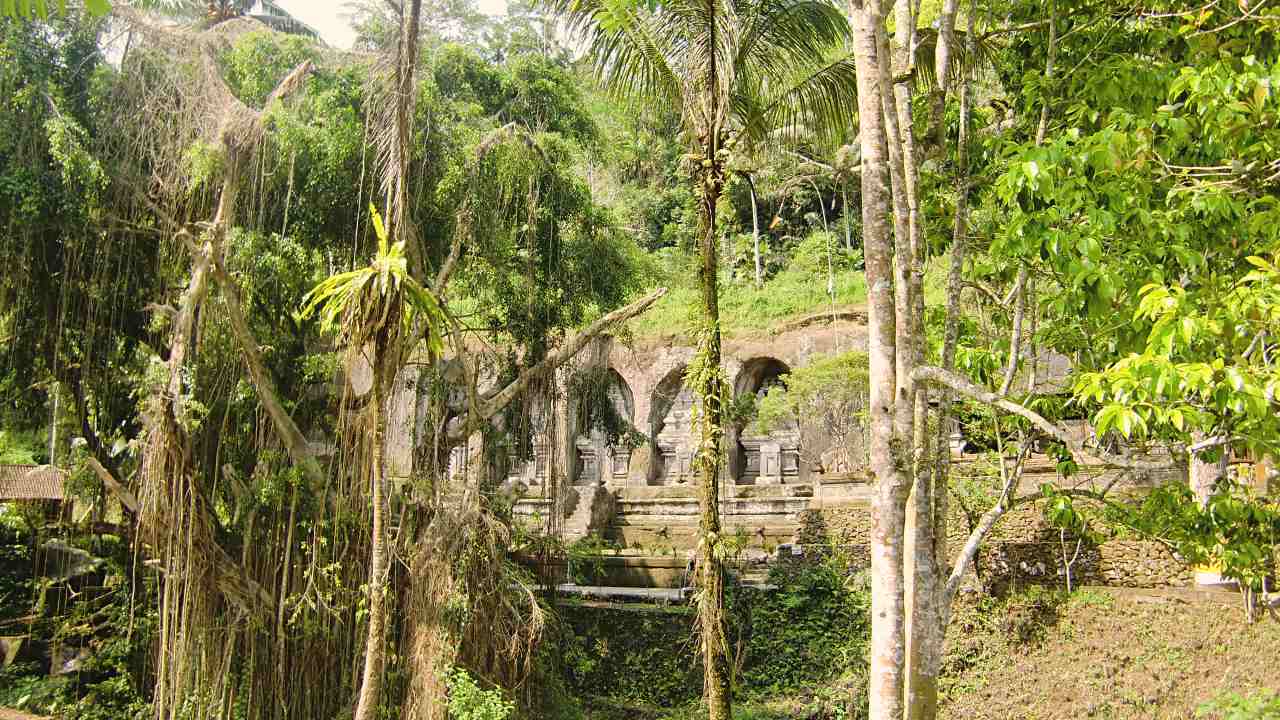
[646,364,696,485]
[732,357,800,484]
[574,368,637,487]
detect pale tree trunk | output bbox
[927,0,961,147]
[749,175,763,288]
[354,364,392,720]
[922,0,977,708]
[888,0,945,710]
[1189,431,1227,506]
[849,3,909,718]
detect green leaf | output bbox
[84,0,109,16]
[1244,255,1275,272]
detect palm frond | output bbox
[733,0,850,87]
[737,48,859,151]
[301,204,445,362]
[544,0,683,106]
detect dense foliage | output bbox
[0,0,1278,719]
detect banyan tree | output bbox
[1,5,663,719]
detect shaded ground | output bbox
[941,587,1280,720]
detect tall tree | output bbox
[302,208,446,720]
[547,0,858,715]
[846,1,905,717]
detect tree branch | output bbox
[448,288,667,442]
[912,365,1178,471]
[210,259,327,488]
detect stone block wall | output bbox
[798,499,1194,589]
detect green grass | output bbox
[629,266,868,338]
[627,252,951,339]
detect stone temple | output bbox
[376,315,1246,593]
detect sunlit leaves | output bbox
[0,0,109,20]
[1073,255,1280,455]
[301,205,446,363]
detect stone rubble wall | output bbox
[798,496,1195,589]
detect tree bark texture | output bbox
[354,365,391,720]
[888,0,942,710]
[849,3,909,718]
[697,151,733,720]
[924,0,976,701]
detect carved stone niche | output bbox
[739,432,800,484]
[609,445,632,484]
[575,435,599,486]
[506,435,549,487]
[654,386,696,484]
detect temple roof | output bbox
[0,464,66,501]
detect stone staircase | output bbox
[606,484,815,552]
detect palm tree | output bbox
[545,0,857,715]
[302,205,445,720]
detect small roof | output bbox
[0,464,66,500]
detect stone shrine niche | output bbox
[733,357,800,484]
[574,368,636,487]
[647,365,697,485]
[506,394,552,488]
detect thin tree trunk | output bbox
[695,4,731,715]
[842,185,853,252]
[849,3,908,718]
[749,175,762,288]
[998,268,1029,396]
[697,181,732,720]
[1035,0,1058,147]
[354,370,391,720]
[927,0,961,147]
[392,0,426,280]
[923,0,976,707]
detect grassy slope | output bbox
[942,588,1280,720]
[623,255,949,339]
[584,588,1280,720]
[627,266,869,338]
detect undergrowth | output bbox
[566,555,871,719]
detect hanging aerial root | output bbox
[403,492,546,720]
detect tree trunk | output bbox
[842,185,853,252]
[1190,431,1227,506]
[392,0,427,280]
[749,175,762,288]
[354,370,391,720]
[696,157,732,720]
[924,0,976,700]
[849,3,909,718]
[693,4,732,716]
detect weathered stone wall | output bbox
[798,497,1195,589]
